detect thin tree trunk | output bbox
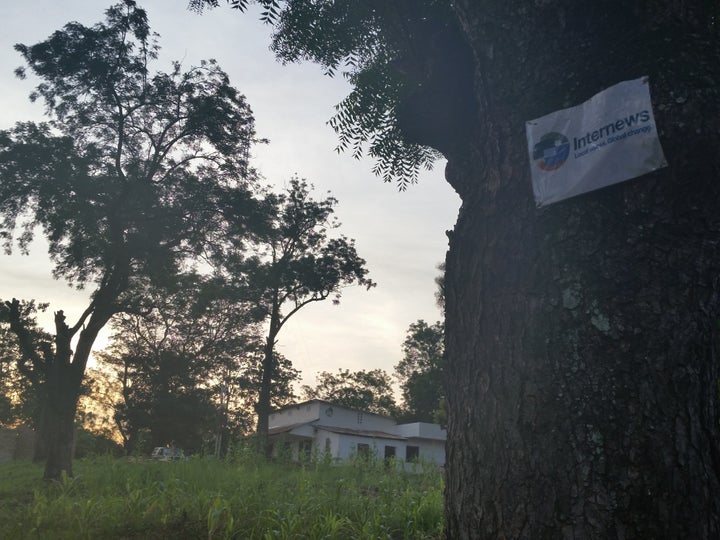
[256,295,281,457]
[255,335,275,457]
[438,1,720,537]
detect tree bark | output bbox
[429,2,720,538]
[39,310,80,479]
[40,370,79,480]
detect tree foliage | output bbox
[98,274,299,455]
[191,0,455,188]
[4,4,259,286]
[246,178,376,311]
[302,368,398,417]
[394,319,444,424]
[220,177,374,452]
[0,300,51,427]
[395,263,445,423]
[76,366,121,443]
[0,0,262,479]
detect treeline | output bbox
[0,1,447,474]
[2,301,446,460]
[1,276,446,460]
[0,2,374,478]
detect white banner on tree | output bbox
[526,76,667,207]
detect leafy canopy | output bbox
[220,177,374,446]
[231,177,375,330]
[190,0,446,188]
[0,300,52,427]
[100,274,299,450]
[394,319,444,423]
[1,0,261,293]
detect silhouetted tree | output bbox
[223,177,374,455]
[0,1,261,479]
[98,274,294,455]
[0,300,51,432]
[394,320,444,424]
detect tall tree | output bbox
[394,320,444,424]
[226,178,374,454]
[0,1,261,479]
[301,368,398,417]
[195,1,720,537]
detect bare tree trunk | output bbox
[256,296,281,458]
[41,370,79,480]
[40,305,113,480]
[255,335,275,457]
[435,1,720,537]
[40,311,81,480]
[32,407,48,463]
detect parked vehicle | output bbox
[150,446,185,461]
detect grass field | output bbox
[0,454,444,539]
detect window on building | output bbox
[406,445,420,462]
[384,446,396,460]
[357,412,363,424]
[325,438,331,453]
[299,440,312,462]
[357,443,370,459]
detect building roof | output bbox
[271,398,396,421]
[267,422,312,436]
[268,421,408,441]
[316,425,407,441]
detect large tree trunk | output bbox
[40,367,80,480]
[38,307,111,480]
[435,2,720,537]
[40,310,82,480]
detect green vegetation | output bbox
[0,455,443,539]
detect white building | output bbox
[267,399,446,468]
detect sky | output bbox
[0,1,461,391]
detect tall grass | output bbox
[0,454,443,539]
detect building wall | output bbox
[336,433,381,461]
[0,425,35,462]
[409,438,446,466]
[269,401,446,467]
[269,401,322,428]
[314,428,341,460]
[395,422,446,440]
